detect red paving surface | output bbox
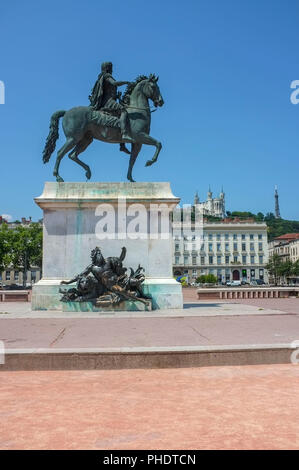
[1,314,299,349]
[184,288,299,314]
[0,364,299,450]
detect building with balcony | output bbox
[268,233,299,261]
[173,218,268,283]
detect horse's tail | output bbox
[42,110,66,163]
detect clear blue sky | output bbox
[0,0,298,221]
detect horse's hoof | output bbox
[145,160,152,167]
[86,169,91,180]
[56,176,64,182]
[127,176,135,183]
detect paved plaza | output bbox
[0,365,298,450]
[0,289,298,449]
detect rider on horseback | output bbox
[89,61,133,152]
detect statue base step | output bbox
[31,278,182,311]
[62,299,152,312]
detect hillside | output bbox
[226,211,299,241]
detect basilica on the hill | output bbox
[193,187,226,218]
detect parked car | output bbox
[231,280,241,287]
[250,279,266,286]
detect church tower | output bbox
[194,191,200,205]
[274,185,281,219]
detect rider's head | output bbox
[101,62,112,74]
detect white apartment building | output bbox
[289,239,299,263]
[173,219,268,283]
[268,233,299,262]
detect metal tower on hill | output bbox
[274,185,281,219]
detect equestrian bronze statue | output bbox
[42,61,164,182]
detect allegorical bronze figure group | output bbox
[42,61,164,182]
[59,247,151,308]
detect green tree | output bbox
[278,260,293,285]
[291,260,299,278]
[205,273,218,284]
[196,274,217,284]
[0,224,12,272]
[9,223,42,287]
[265,254,282,286]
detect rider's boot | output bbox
[120,110,135,143]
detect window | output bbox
[184,256,189,265]
[250,255,255,264]
[208,233,213,241]
[14,271,19,281]
[5,271,10,281]
[225,243,229,252]
[209,255,213,265]
[250,234,254,240]
[259,255,263,264]
[217,255,221,265]
[233,256,238,263]
[192,256,197,265]
[216,234,221,241]
[258,234,262,240]
[225,233,229,241]
[217,243,221,252]
[258,242,263,251]
[242,243,246,251]
[250,243,254,251]
[233,234,237,240]
[200,256,205,265]
[242,234,246,240]
[233,243,238,251]
[175,256,179,264]
[242,255,247,264]
[208,243,213,252]
[225,255,230,264]
[192,243,196,250]
[175,244,179,251]
[184,244,188,251]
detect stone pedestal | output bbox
[32,182,183,311]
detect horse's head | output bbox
[143,74,164,108]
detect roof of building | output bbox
[275,233,299,241]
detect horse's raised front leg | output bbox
[134,132,162,167]
[53,137,76,182]
[68,133,93,180]
[127,143,142,182]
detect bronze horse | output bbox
[42,75,164,182]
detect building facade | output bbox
[268,233,299,285]
[0,268,41,287]
[173,219,268,283]
[268,233,299,261]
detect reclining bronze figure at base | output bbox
[59,246,151,307]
